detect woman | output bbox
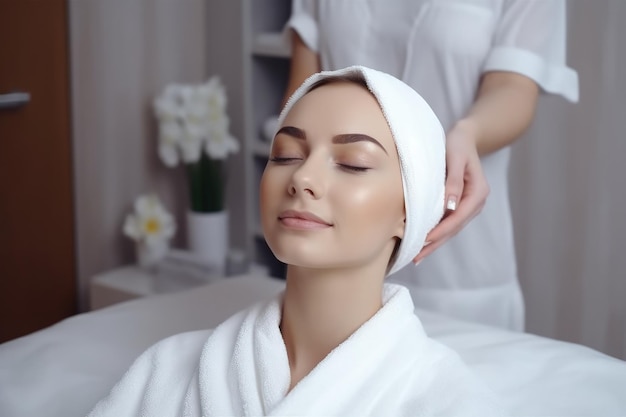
[88,67,502,416]
[284,0,579,330]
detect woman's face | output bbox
[260,81,405,270]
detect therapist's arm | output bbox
[282,31,321,108]
[413,71,539,264]
[457,71,540,156]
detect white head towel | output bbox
[277,65,446,275]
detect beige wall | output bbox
[69,0,212,310]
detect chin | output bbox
[267,240,318,266]
[265,238,336,269]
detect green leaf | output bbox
[187,154,224,213]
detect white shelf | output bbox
[238,1,292,277]
[252,32,290,58]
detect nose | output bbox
[288,154,326,199]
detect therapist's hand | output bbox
[412,120,489,265]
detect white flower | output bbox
[178,127,204,163]
[204,77,228,111]
[206,129,240,160]
[153,76,239,166]
[154,98,178,122]
[123,194,176,247]
[158,121,183,167]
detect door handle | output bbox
[0,92,31,110]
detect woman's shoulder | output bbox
[146,329,213,359]
[118,329,215,388]
[154,296,275,355]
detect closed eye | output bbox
[269,156,301,164]
[338,164,370,173]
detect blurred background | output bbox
[0,0,624,359]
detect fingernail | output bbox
[414,259,422,266]
[424,241,432,246]
[446,197,457,211]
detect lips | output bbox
[278,210,332,229]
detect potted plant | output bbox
[153,76,239,270]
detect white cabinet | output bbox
[206,0,291,278]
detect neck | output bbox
[280,264,386,390]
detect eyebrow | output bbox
[275,126,388,155]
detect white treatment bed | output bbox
[1,273,625,416]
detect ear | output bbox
[393,210,406,240]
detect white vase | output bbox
[186,210,229,272]
[136,240,169,269]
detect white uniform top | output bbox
[287,0,579,330]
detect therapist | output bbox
[283,0,579,331]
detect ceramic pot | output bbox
[136,240,169,269]
[186,210,229,272]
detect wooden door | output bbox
[0,0,76,342]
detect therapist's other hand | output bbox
[413,120,489,264]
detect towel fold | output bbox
[89,284,503,416]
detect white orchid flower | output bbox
[154,76,239,168]
[177,85,194,104]
[206,128,240,160]
[202,77,227,103]
[178,127,204,163]
[123,194,176,247]
[157,121,183,167]
[153,97,177,121]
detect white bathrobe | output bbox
[89,284,503,416]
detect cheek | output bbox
[336,177,404,231]
[260,167,292,220]
[259,169,278,218]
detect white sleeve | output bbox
[284,0,319,52]
[483,0,579,102]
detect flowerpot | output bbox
[136,240,169,269]
[186,210,229,272]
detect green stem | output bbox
[187,154,223,213]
